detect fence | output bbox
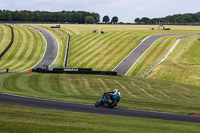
[63,33,70,68]
[32,68,117,76]
[0,25,14,59]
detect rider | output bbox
[110,89,121,97]
[106,89,121,102]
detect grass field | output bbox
[0,24,11,54]
[1,72,200,115]
[147,36,200,87]
[0,104,200,133]
[1,24,200,131]
[34,24,200,70]
[0,25,46,72]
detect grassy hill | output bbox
[0,25,46,72]
[0,24,11,54]
[0,104,199,133]
[34,24,199,70]
[0,72,200,115]
[147,36,200,87]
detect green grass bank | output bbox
[0,72,200,115]
[0,104,199,133]
[0,25,46,72]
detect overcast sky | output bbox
[0,0,200,22]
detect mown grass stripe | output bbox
[0,25,12,54]
[21,26,42,69]
[112,80,136,98]
[70,31,121,67]
[49,74,66,95]
[0,25,45,72]
[67,78,82,95]
[70,32,108,54]
[9,26,31,70]
[77,32,139,69]
[68,32,117,67]
[85,32,133,69]
[62,27,76,35]
[0,25,3,44]
[91,32,143,70]
[2,73,25,93]
[0,26,23,71]
[28,73,47,93]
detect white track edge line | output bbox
[112,35,152,71]
[125,37,162,75]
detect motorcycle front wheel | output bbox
[95,101,101,107]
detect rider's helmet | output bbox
[113,89,118,93]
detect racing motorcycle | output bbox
[95,92,120,108]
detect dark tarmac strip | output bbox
[113,34,184,75]
[0,93,200,123]
[0,72,6,75]
[24,25,58,68]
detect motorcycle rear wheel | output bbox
[107,100,118,108]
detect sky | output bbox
[0,0,200,22]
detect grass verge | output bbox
[0,104,200,133]
[0,24,11,54]
[147,36,200,87]
[0,25,46,72]
[0,72,200,115]
[127,35,182,76]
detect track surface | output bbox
[0,93,200,123]
[0,72,6,75]
[25,25,58,68]
[113,34,184,75]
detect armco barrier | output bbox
[32,68,117,76]
[0,25,14,59]
[63,33,70,68]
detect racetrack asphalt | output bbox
[0,72,6,75]
[25,25,58,68]
[113,34,185,75]
[0,93,200,123]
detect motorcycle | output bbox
[95,92,120,108]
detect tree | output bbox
[141,17,150,24]
[103,15,110,23]
[134,18,141,24]
[0,10,100,23]
[84,16,95,24]
[111,16,118,24]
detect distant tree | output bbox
[103,15,110,23]
[0,10,100,23]
[134,18,141,24]
[84,16,95,24]
[141,17,150,24]
[111,16,118,24]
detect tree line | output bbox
[0,10,100,23]
[134,12,200,25]
[102,15,119,24]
